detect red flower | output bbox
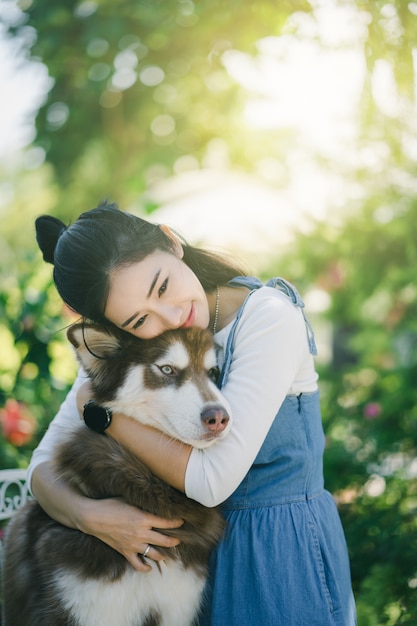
[0,399,36,446]
[364,402,382,420]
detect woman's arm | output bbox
[107,418,192,492]
[27,368,87,492]
[88,289,317,508]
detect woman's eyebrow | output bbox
[147,269,161,298]
[121,269,161,328]
[121,312,138,328]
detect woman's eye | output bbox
[208,366,219,383]
[158,278,168,297]
[133,315,147,330]
[160,364,176,376]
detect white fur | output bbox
[55,561,205,626]
[204,351,216,369]
[158,343,190,370]
[110,371,231,447]
[106,338,232,447]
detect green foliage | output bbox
[0,167,77,466]
[0,259,76,468]
[279,188,417,623]
[7,0,310,215]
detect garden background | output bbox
[1,1,417,623]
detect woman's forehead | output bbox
[107,251,177,305]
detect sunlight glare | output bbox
[223,27,366,157]
[221,3,371,159]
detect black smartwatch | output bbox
[83,400,112,433]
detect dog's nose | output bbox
[201,405,230,433]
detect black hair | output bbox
[35,200,247,324]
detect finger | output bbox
[127,552,152,572]
[144,514,184,529]
[148,529,181,548]
[140,545,167,563]
[147,548,166,562]
[129,546,168,571]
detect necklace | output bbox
[212,286,220,334]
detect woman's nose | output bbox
[159,305,183,328]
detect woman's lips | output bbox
[181,304,195,328]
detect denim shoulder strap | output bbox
[217,276,317,389]
[265,277,317,357]
[217,287,258,389]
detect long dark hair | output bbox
[35,200,247,324]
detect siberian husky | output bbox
[3,324,231,626]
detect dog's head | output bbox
[67,324,232,448]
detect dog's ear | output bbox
[67,323,122,372]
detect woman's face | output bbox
[104,249,210,339]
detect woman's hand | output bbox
[77,495,183,572]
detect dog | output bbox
[3,324,231,626]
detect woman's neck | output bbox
[208,285,249,333]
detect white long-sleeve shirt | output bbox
[27,286,318,507]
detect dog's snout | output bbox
[201,405,230,434]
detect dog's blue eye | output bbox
[159,364,175,376]
[208,366,219,383]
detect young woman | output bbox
[28,200,356,625]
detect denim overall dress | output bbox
[199,277,356,626]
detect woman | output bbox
[28,200,356,625]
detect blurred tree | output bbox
[5,0,310,215]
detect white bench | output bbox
[0,468,32,599]
[0,468,31,583]
[0,469,32,560]
[0,468,31,522]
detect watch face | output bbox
[83,402,112,432]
